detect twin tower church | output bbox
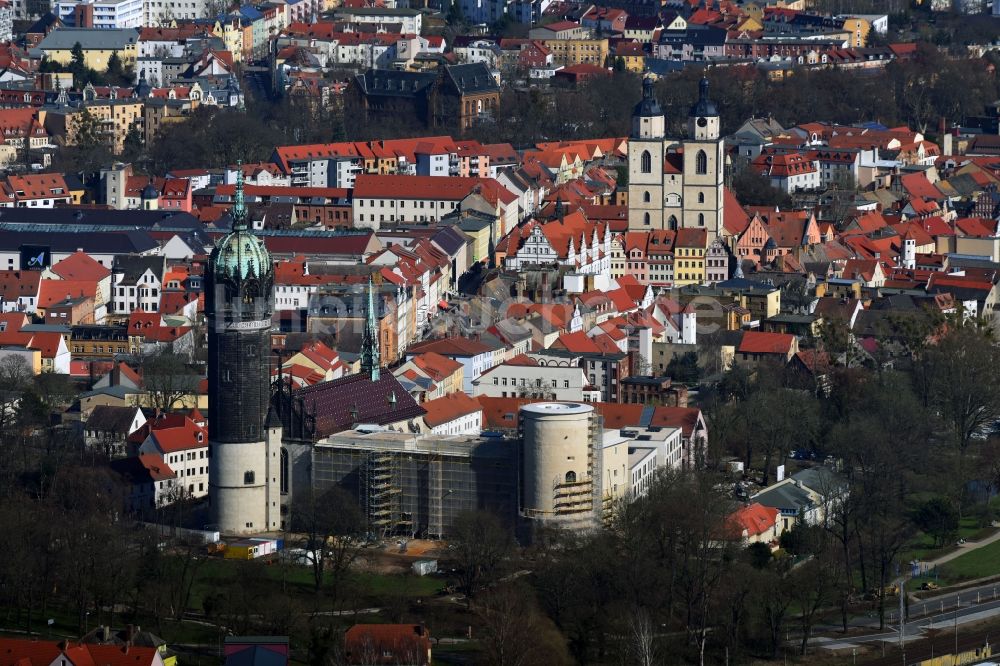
[628,77,726,241]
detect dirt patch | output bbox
[357,540,450,574]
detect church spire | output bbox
[360,275,381,381]
[232,160,247,231]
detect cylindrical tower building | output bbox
[520,402,599,529]
[206,168,277,535]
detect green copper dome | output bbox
[209,165,273,294]
[212,228,272,283]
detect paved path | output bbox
[921,525,1000,568]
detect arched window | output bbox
[643,191,651,203]
[643,212,651,226]
[668,215,678,230]
[280,448,289,494]
[698,213,705,227]
[565,471,577,483]
[696,150,708,175]
[698,192,705,203]
[640,150,652,173]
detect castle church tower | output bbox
[682,77,725,242]
[207,166,280,535]
[627,77,666,230]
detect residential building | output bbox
[421,391,483,435]
[36,28,139,70]
[135,411,209,499]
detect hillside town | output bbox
[0,0,999,663]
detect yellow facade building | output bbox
[541,38,609,67]
[37,28,139,70]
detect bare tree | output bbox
[290,486,365,595]
[628,607,657,666]
[450,510,514,599]
[138,349,199,412]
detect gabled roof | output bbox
[48,250,111,281]
[84,404,140,434]
[737,330,794,354]
[729,502,779,538]
[288,372,425,439]
[37,279,96,309]
[144,414,207,453]
[0,638,160,666]
[421,391,482,428]
[408,336,496,357]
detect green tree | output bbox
[667,352,701,384]
[913,497,959,547]
[70,42,85,73]
[105,52,125,86]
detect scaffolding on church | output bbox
[428,448,444,539]
[363,450,400,538]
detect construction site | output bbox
[311,428,518,538]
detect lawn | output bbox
[938,538,1000,583]
[901,518,997,563]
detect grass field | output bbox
[938,538,1000,583]
[901,518,997,563]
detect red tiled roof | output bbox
[421,391,482,428]
[37,279,96,308]
[344,625,430,666]
[408,336,494,357]
[48,250,111,281]
[0,639,160,666]
[729,502,779,538]
[143,414,207,453]
[737,331,794,355]
[353,174,491,201]
[0,269,41,301]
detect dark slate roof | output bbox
[445,63,499,95]
[430,225,469,256]
[354,69,436,98]
[284,372,426,440]
[112,255,166,284]
[108,456,160,484]
[752,481,813,514]
[26,12,62,34]
[38,28,139,50]
[0,229,158,254]
[659,24,727,47]
[84,405,138,434]
[0,207,201,229]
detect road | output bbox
[921,527,1000,568]
[812,579,1000,651]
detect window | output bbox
[565,471,577,483]
[640,150,651,173]
[643,212,650,226]
[643,191,651,203]
[280,448,289,494]
[698,192,704,203]
[696,150,707,175]
[244,470,255,484]
[698,213,705,227]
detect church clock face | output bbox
[697,117,708,128]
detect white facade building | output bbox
[473,361,593,401]
[138,419,210,500]
[56,0,143,28]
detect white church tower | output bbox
[628,77,666,230]
[682,77,725,242]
